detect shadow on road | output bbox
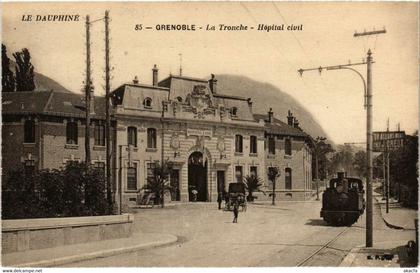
[305,219,329,226]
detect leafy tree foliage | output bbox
[2,44,15,92]
[2,162,110,219]
[13,48,35,91]
[328,144,355,176]
[312,137,334,180]
[142,160,174,208]
[353,150,368,178]
[389,133,418,208]
[243,174,265,202]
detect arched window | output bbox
[66,121,78,145]
[285,138,292,155]
[235,134,243,153]
[147,128,157,149]
[143,97,152,108]
[250,135,257,154]
[285,168,292,190]
[24,119,35,143]
[127,126,137,147]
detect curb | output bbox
[374,197,407,230]
[339,246,361,267]
[7,234,178,268]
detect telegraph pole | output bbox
[298,27,385,248]
[354,28,385,248]
[85,15,92,166]
[104,10,113,211]
[385,118,390,213]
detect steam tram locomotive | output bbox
[320,172,365,226]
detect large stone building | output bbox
[2,67,314,210]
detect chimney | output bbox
[268,108,273,123]
[208,74,217,94]
[287,110,294,126]
[133,76,139,84]
[293,117,299,128]
[152,64,159,86]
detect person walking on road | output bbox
[233,202,239,223]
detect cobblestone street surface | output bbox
[64,200,415,267]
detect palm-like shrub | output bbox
[244,174,265,202]
[142,160,174,208]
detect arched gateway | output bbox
[188,151,208,201]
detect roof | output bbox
[2,90,107,119]
[254,113,308,137]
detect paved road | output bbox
[65,201,415,267]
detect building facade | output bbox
[2,68,314,210]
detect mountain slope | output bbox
[217,74,330,141]
[9,60,71,93]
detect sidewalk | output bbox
[339,191,418,267]
[374,195,417,230]
[2,232,178,268]
[340,240,416,267]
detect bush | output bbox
[2,162,111,219]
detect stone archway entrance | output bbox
[188,151,208,201]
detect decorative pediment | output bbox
[186,84,214,118]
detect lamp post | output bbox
[298,48,377,247]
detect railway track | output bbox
[296,226,351,266]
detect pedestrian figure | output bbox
[191,189,198,202]
[217,191,223,210]
[233,202,239,223]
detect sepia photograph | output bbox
[1,1,419,270]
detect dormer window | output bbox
[143,97,152,108]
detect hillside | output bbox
[9,60,71,93]
[217,74,331,141]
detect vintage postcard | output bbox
[1,1,418,270]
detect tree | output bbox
[243,174,265,202]
[353,150,368,178]
[2,44,15,92]
[142,160,174,208]
[13,48,35,91]
[328,144,354,175]
[389,133,418,208]
[312,137,334,179]
[267,167,280,205]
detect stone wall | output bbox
[2,214,133,254]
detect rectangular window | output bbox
[268,137,275,155]
[147,128,157,149]
[24,120,35,143]
[66,121,78,145]
[94,123,105,146]
[285,168,292,190]
[250,135,257,154]
[127,127,137,147]
[146,162,156,185]
[235,135,243,153]
[235,166,243,183]
[285,138,292,155]
[127,162,137,190]
[250,166,257,177]
[94,161,105,175]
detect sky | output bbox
[2,2,418,144]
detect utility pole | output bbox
[104,10,113,212]
[354,28,385,248]
[85,15,92,166]
[298,27,385,248]
[385,118,390,213]
[179,53,183,76]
